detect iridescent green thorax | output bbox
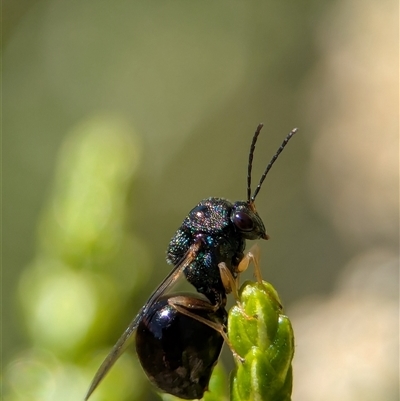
[166,197,267,305]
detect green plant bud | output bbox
[228,281,294,401]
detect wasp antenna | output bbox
[247,123,264,203]
[251,128,298,202]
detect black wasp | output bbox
[85,124,297,400]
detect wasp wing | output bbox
[84,241,201,400]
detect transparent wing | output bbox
[84,241,201,400]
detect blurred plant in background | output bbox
[4,115,150,400]
[292,0,399,400]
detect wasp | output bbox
[85,124,298,400]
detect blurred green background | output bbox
[3,1,398,400]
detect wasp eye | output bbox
[233,211,254,232]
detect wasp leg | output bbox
[236,243,262,283]
[218,262,240,301]
[218,263,256,322]
[167,295,222,313]
[168,296,245,363]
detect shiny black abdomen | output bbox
[135,295,227,400]
[166,198,246,304]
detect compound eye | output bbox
[233,211,254,232]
